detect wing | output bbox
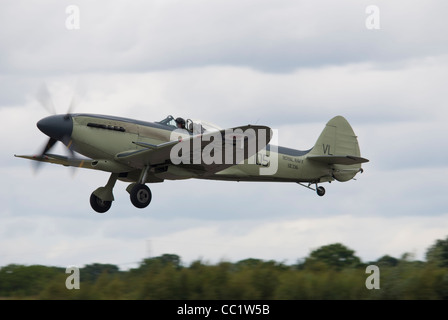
[115,125,273,175]
[14,154,133,173]
[14,154,95,169]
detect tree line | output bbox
[1,236,448,299]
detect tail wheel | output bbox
[130,184,152,208]
[316,186,326,197]
[90,193,112,213]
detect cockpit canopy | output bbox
[157,115,222,134]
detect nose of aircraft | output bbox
[37,114,73,141]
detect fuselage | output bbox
[37,113,347,184]
[29,113,367,212]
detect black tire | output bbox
[130,184,152,208]
[90,193,112,213]
[316,186,326,197]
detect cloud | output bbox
[145,213,448,265]
[3,212,447,269]
[1,0,448,270]
[2,1,448,74]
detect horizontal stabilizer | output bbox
[308,155,369,165]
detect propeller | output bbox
[33,82,80,174]
[39,137,58,157]
[36,83,57,115]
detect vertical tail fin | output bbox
[310,116,361,157]
[308,116,368,181]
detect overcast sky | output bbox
[1,0,448,270]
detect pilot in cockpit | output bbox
[175,117,186,129]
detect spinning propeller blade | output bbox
[33,137,57,173]
[33,82,82,175]
[36,83,56,115]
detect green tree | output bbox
[81,263,120,283]
[135,254,182,274]
[303,243,362,271]
[375,255,399,267]
[426,236,448,268]
[0,264,63,298]
[235,258,264,269]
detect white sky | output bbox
[1,0,448,270]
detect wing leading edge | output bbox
[14,154,94,169]
[14,154,133,173]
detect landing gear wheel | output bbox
[130,184,152,208]
[316,186,326,197]
[90,193,112,213]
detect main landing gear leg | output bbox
[127,166,152,209]
[90,173,118,213]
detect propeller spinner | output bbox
[37,114,73,142]
[34,114,75,171]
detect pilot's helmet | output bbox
[175,117,186,128]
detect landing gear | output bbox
[297,182,326,197]
[89,166,153,213]
[90,193,112,213]
[316,186,326,197]
[89,173,118,213]
[127,166,152,209]
[129,183,152,208]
